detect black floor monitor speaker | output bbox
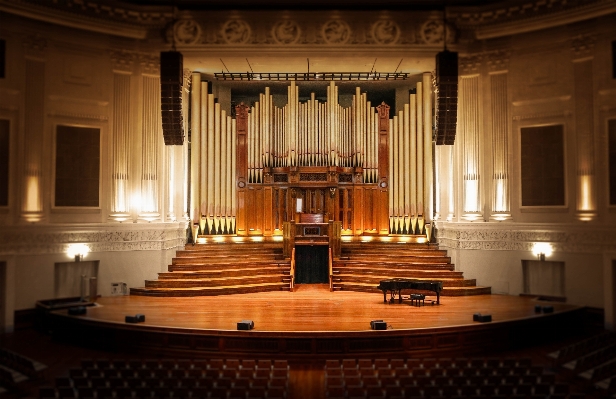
[125,314,146,323]
[68,306,87,315]
[473,313,492,322]
[160,51,184,145]
[237,320,254,330]
[434,50,458,146]
[370,320,387,330]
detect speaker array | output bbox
[160,51,184,145]
[434,50,458,145]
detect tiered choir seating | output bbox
[130,242,291,296]
[324,357,581,399]
[332,241,491,297]
[39,358,289,399]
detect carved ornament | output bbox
[272,20,301,45]
[371,19,401,45]
[321,19,351,45]
[221,19,252,44]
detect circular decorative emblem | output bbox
[272,20,301,45]
[371,19,400,45]
[420,20,444,44]
[221,19,252,45]
[173,18,201,45]
[238,181,246,189]
[321,19,351,45]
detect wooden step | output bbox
[332,269,465,279]
[130,282,288,297]
[145,275,286,289]
[159,267,288,279]
[336,274,477,287]
[333,262,455,271]
[169,261,290,272]
[334,282,491,296]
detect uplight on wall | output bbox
[532,242,553,261]
[67,243,90,262]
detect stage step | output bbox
[334,281,491,297]
[130,282,288,297]
[131,241,290,297]
[334,241,491,297]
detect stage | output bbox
[48,285,585,359]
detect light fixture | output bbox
[67,244,90,262]
[532,242,553,261]
[214,72,408,81]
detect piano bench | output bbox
[410,293,425,307]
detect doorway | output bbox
[0,262,5,332]
[295,245,329,284]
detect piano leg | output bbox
[398,289,403,304]
[436,292,440,305]
[383,291,387,303]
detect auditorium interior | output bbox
[1,0,616,397]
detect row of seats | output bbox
[547,331,615,365]
[39,358,289,399]
[326,358,532,370]
[325,358,576,399]
[80,359,287,371]
[0,348,48,379]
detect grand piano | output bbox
[377,278,443,305]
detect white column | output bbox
[459,75,482,221]
[489,71,512,221]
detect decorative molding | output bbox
[485,50,510,73]
[371,19,401,45]
[570,33,596,60]
[512,95,571,107]
[321,19,351,45]
[48,95,108,107]
[173,17,202,46]
[110,50,135,74]
[436,223,616,253]
[22,34,47,59]
[512,110,572,121]
[450,0,616,40]
[459,54,482,75]
[139,53,160,76]
[0,223,188,255]
[272,19,301,45]
[221,19,252,45]
[47,111,108,121]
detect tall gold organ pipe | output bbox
[388,118,394,232]
[231,118,237,233]
[190,73,201,222]
[423,72,433,225]
[213,102,221,233]
[403,103,411,233]
[200,83,208,220]
[206,93,215,231]
[224,114,231,233]
[410,93,417,234]
[416,82,424,223]
[220,109,227,232]
[392,113,399,232]
[397,111,404,230]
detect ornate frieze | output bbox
[0,224,188,255]
[163,12,456,47]
[436,223,616,253]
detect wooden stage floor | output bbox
[49,285,586,359]
[79,284,578,332]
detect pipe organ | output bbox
[189,76,434,238]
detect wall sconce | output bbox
[532,242,553,261]
[67,243,90,262]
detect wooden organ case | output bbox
[189,76,434,241]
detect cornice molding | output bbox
[436,222,616,253]
[450,0,616,40]
[0,0,166,39]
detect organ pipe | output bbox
[187,80,434,237]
